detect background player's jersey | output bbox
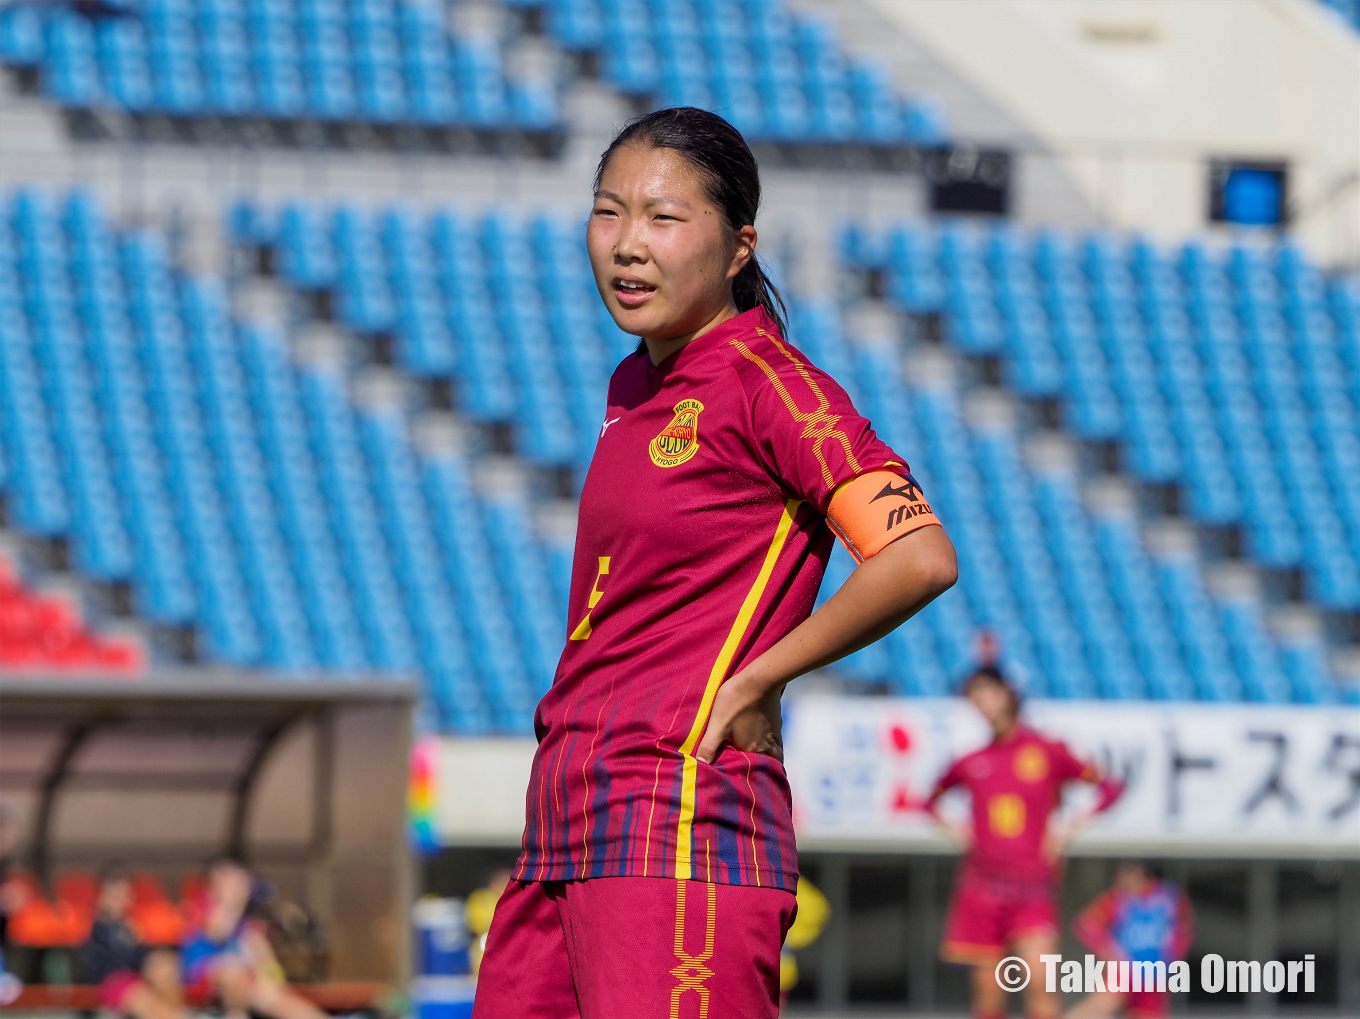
[515,308,938,891]
[1075,882,1193,964]
[928,727,1094,881]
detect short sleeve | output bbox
[733,334,907,516]
[925,756,966,811]
[1049,739,1095,783]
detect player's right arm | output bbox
[924,758,972,850]
[1072,891,1125,960]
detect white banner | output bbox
[783,696,1360,856]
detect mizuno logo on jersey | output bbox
[870,475,923,503]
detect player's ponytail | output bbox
[594,106,788,336]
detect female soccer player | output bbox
[472,106,958,1019]
[1066,861,1193,1019]
[927,667,1125,1019]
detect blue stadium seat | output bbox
[384,207,456,376]
[63,196,198,624]
[547,0,605,52]
[10,192,133,580]
[299,363,420,673]
[96,17,155,112]
[240,325,371,673]
[43,11,102,107]
[123,231,263,663]
[0,2,44,67]
[279,201,337,289]
[422,449,539,731]
[183,279,317,671]
[455,37,508,127]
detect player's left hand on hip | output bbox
[696,672,783,764]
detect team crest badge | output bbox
[648,399,705,468]
[1014,744,1049,783]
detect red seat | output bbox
[0,575,146,676]
[128,872,185,946]
[3,872,84,948]
[129,899,184,948]
[55,870,99,919]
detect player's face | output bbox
[99,878,132,918]
[1115,862,1149,893]
[210,861,252,905]
[588,144,754,343]
[965,680,1014,731]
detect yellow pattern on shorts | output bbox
[669,879,717,1019]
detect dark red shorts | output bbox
[1124,988,1170,1018]
[472,877,796,1019]
[940,867,1058,964]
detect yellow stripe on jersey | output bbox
[569,556,611,640]
[730,330,862,492]
[673,498,801,881]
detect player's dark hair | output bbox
[1118,859,1163,881]
[594,106,788,336]
[962,665,1021,717]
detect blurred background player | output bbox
[180,859,327,1019]
[0,808,20,1006]
[1065,861,1194,1019]
[926,664,1125,1019]
[778,877,830,1009]
[75,869,189,1019]
[462,868,510,975]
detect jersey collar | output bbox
[644,306,777,381]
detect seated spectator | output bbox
[76,869,189,1019]
[0,808,22,1005]
[180,859,327,1019]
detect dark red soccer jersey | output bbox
[928,726,1096,880]
[514,308,937,890]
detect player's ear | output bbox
[728,225,757,280]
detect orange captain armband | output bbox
[827,468,942,564]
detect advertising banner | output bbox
[783,696,1360,856]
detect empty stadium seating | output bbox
[527,0,947,147]
[812,332,1338,704]
[1,189,577,729]
[0,0,946,152]
[0,0,562,135]
[228,196,1354,707]
[1,183,1355,718]
[233,197,631,482]
[845,221,1360,614]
